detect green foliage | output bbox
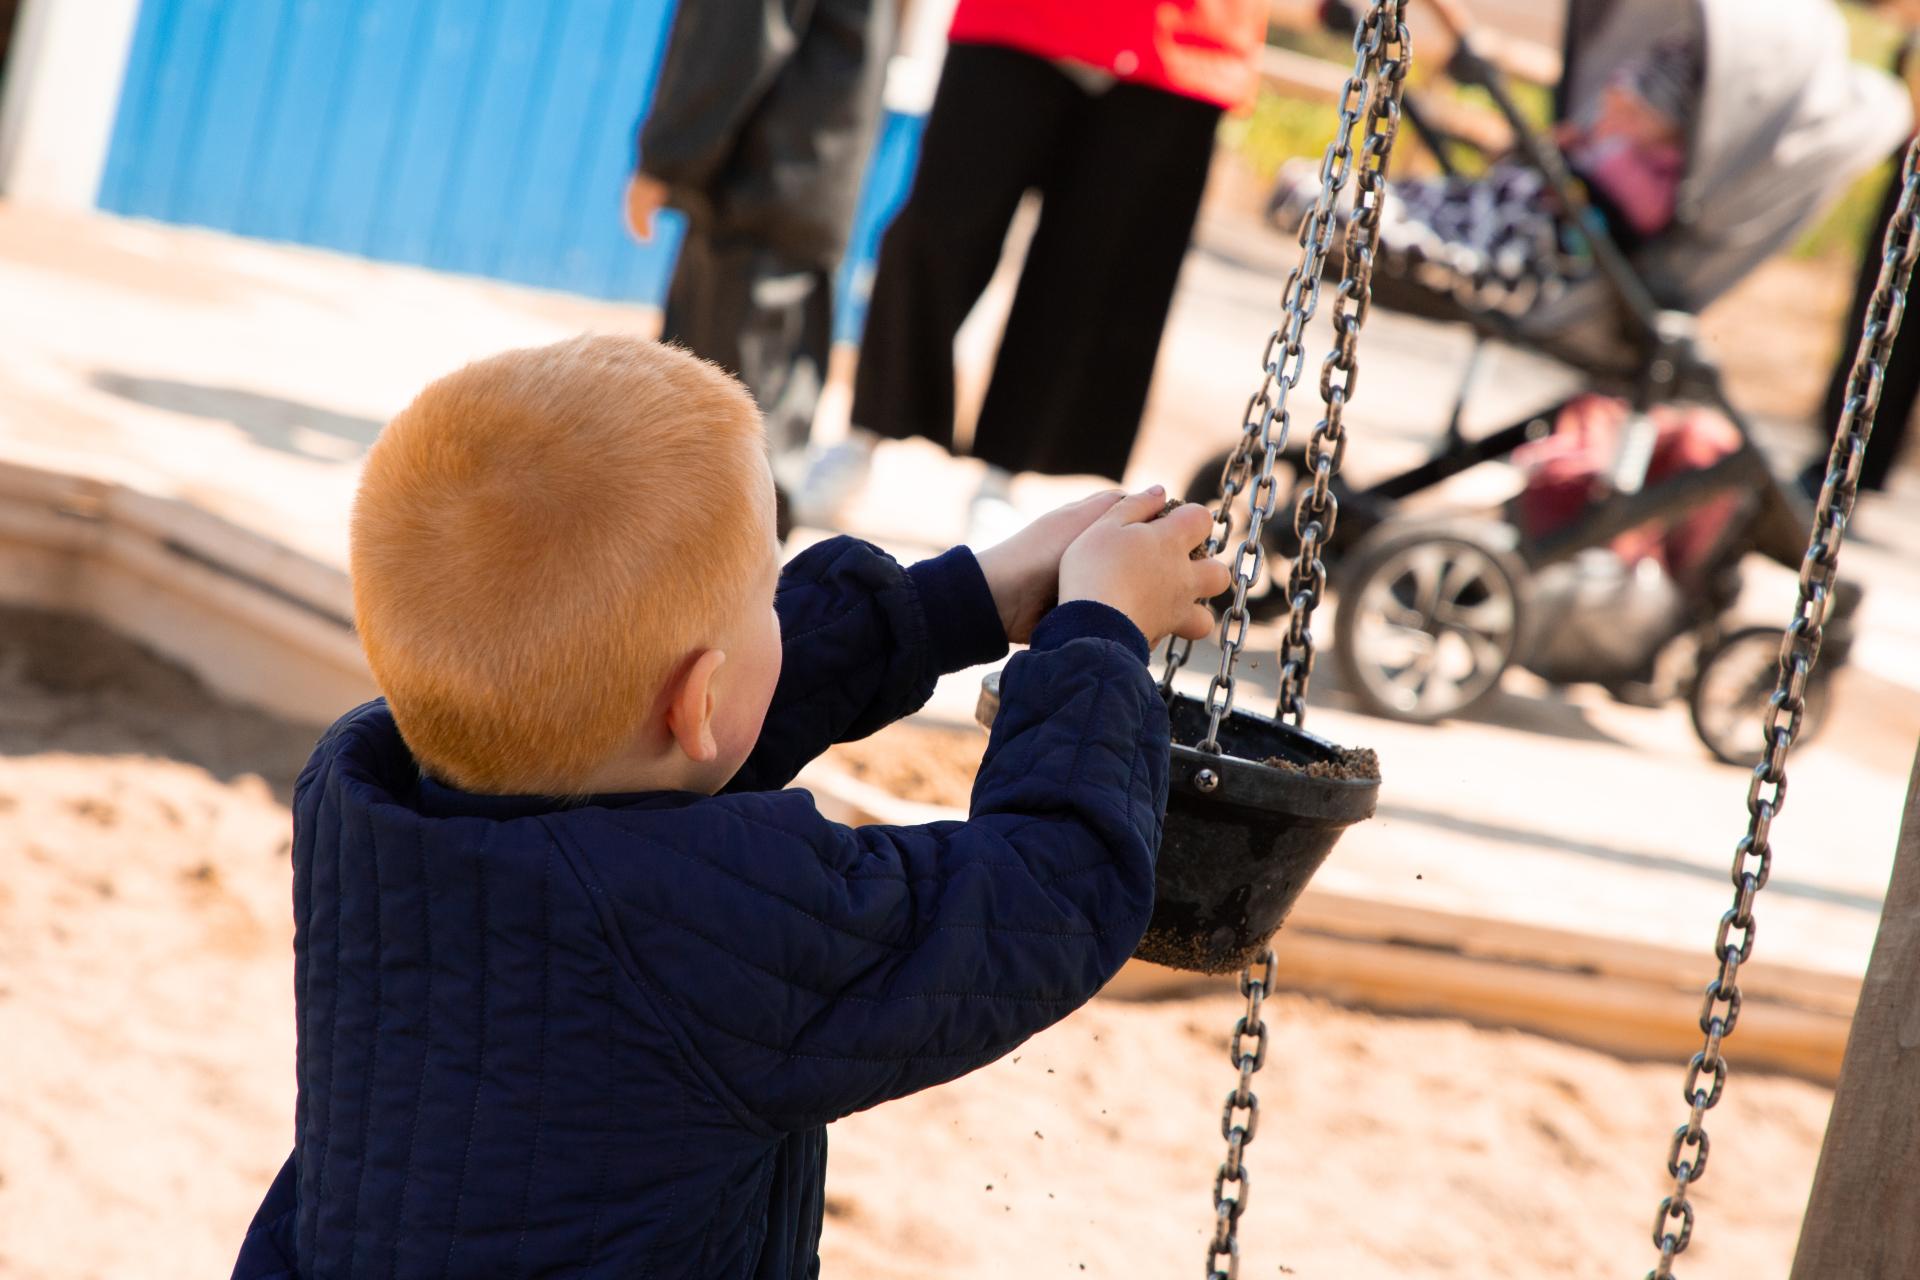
[1842,1,1904,68]
[1445,75,1552,133]
[1220,88,1342,184]
[1794,4,1907,261]
[1794,163,1896,261]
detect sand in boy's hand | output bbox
[1151,498,1211,560]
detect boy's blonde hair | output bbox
[351,335,771,794]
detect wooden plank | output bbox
[1106,923,1854,1082]
[1790,739,1920,1277]
[0,460,373,725]
[1473,28,1561,87]
[1265,0,1561,86]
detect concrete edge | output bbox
[0,458,372,725]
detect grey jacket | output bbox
[636,0,896,262]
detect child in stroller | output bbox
[1272,26,1697,317]
[1209,0,1907,764]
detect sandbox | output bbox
[0,454,1874,1275]
[0,604,1838,1279]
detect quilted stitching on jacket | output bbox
[232,539,1167,1280]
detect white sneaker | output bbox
[790,432,876,530]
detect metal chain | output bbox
[1204,950,1274,1280]
[1275,3,1411,726]
[1188,13,1411,1280]
[1161,0,1411,753]
[1644,139,1920,1280]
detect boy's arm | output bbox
[576,602,1163,1133]
[723,536,1008,793]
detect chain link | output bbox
[1275,4,1410,726]
[1643,139,1920,1280]
[1162,0,1411,748]
[1205,950,1274,1280]
[1186,12,1410,1280]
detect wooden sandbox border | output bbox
[0,457,1861,1084]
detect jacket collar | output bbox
[410,774,704,821]
[330,700,703,821]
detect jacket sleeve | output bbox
[579,602,1165,1133]
[724,536,1009,793]
[634,0,793,190]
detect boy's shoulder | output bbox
[300,704,858,965]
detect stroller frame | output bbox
[1205,0,1899,759]
[1288,2,1808,585]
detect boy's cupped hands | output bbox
[974,487,1231,647]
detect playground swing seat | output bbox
[972,1,1919,1276]
[1192,0,1909,768]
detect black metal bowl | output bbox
[977,672,1379,975]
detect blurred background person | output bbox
[804,0,1268,540]
[1807,6,1920,496]
[626,0,895,517]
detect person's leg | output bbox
[670,0,883,470]
[660,232,829,462]
[970,82,1222,480]
[849,45,1074,451]
[1817,164,1919,492]
[661,224,745,373]
[729,255,835,461]
[1860,316,1920,492]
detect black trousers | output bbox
[663,238,831,458]
[852,43,1223,481]
[1820,161,1918,492]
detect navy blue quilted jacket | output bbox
[232,536,1167,1279]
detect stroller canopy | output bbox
[1560,0,1912,310]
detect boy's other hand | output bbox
[1059,489,1231,646]
[974,489,1126,644]
[624,173,670,242]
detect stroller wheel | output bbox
[1183,447,1306,623]
[1688,625,1834,768]
[1333,521,1527,723]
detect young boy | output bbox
[231,335,1227,1279]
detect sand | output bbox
[0,609,317,1280]
[0,612,1835,1279]
[827,721,989,811]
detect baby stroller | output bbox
[1192,0,1909,765]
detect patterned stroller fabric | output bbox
[1269,156,1590,318]
[1312,31,1697,318]
[1274,30,1697,318]
[1267,0,1910,327]
[1376,164,1578,317]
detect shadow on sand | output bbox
[89,370,383,461]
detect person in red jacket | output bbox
[802,0,1267,537]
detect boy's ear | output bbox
[666,649,726,764]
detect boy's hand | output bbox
[1059,488,1231,646]
[974,490,1127,644]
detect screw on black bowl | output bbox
[1194,768,1220,794]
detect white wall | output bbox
[0,0,144,206]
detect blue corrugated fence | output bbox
[97,0,921,335]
